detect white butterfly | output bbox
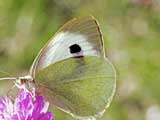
[0,16,116,120]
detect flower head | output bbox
[0,87,52,120]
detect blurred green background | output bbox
[0,0,160,120]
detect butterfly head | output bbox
[15,75,34,90]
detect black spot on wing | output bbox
[69,44,81,53]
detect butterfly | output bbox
[0,16,116,120]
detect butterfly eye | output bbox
[69,44,82,54]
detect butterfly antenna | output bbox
[0,77,17,81]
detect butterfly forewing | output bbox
[29,16,104,77]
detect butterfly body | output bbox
[16,16,116,120]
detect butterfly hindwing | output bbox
[35,56,116,118]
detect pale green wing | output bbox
[35,56,116,119]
